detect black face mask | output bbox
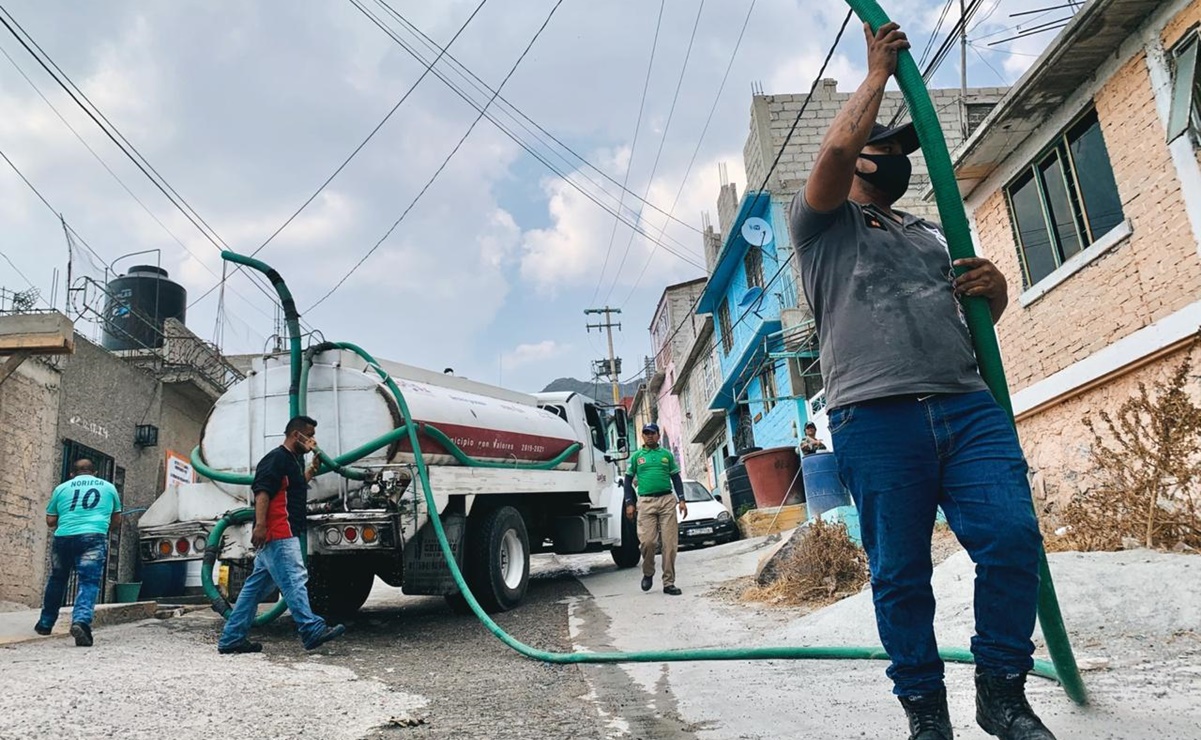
[855,152,912,204]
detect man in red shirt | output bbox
[218,415,346,654]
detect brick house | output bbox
[953,0,1201,507]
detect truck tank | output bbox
[198,350,582,502]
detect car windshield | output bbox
[683,481,713,503]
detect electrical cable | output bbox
[0,4,302,329]
[599,0,708,305]
[618,0,759,307]
[308,0,567,312]
[187,0,491,311]
[373,0,702,238]
[590,0,666,307]
[644,10,856,376]
[0,39,271,326]
[357,0,706,269]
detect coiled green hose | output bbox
[195,0,1086,706]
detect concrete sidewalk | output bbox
[567,536,1201,740]
[0,602,159,646]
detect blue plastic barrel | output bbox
[801,451,852,519]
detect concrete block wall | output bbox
[0,358,62,605]
[743,79,1009,219]
[742,79,1007,313]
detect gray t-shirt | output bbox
[788,193,987,409]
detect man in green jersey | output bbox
[35,458,123,646]
[622,423,687,595]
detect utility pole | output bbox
[960,0,969,140]
[584,306,622,405]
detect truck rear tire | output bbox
[461,505,529,613]
[308,556,375,617]
[611,513,641,569]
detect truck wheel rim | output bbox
[500,529,525,590]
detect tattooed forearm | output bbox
[846,85,882,133]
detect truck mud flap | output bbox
[401,513,465,596]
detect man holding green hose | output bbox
[787,20,1056,740]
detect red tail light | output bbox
[344,526,358,542]
[175,538,190,554]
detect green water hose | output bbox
[847,0,1086,705]
[196,0,1091,699]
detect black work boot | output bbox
[69,622,93,647]
[898,689,953,739]
[975,671,1057,739]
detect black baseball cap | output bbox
[642,423,660,434]
[867,121,920,155]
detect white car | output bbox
[677,479,739,548]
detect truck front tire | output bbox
[611,513,641,569]
[456,505,529,614]
[308,556,375,617]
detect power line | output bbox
[374,0,702,239]
[887,0,985,128]
[647,9,855,375]
[0,246,42,298]
[309,0,567,312]
[600,0,707,306]
[590,0,666,307]
[188,0,492,311]
[0,39,271,326]
[364,0,706,266]
[619,0,760,308]
[0,4,296,328]
[919,0,956,68]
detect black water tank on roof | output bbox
[102,265,187,351]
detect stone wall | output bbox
[0,357,62,605]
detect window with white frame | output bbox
[1167,29,1201,144]
[1004,108,1124,288]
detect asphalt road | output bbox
[0,555,693,740]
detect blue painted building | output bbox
[695,191,811,453]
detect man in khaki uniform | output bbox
[623,423,687,595]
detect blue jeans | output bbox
[38,533,108,629]
[218,536,327,649]
[828,390,1042,696]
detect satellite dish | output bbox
[738,286,765,309]
[741,217,773,247]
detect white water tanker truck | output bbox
[138,346,638,616]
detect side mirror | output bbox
[612,407,630,456]
[713,492,723,502]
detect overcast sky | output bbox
[0,0,1067,392]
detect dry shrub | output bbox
[743,519,869,607]
[1056,336,1201,552]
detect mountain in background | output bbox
[540,377,642,399]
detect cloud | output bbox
[502,340,571,370]
[0,0,1066,394]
